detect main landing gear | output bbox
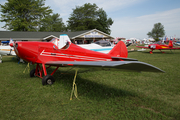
[30,63,80,99]
[159,50,165,53]
[149,48,154,54]
[30,63,59,85]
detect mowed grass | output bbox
[0,46,180,120]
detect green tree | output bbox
[147,23,165,41]
[67,3,113,34]
[0,0,52,31]
[39,13,66,32]
[96,8,113,34]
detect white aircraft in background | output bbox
[0,39,22,63]
[78,40,132,53]
[78,40,113,53]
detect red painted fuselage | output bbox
[14,41,123,64]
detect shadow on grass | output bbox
[12,62,136,101]
[48,69,180,119]
[53,69,137,101]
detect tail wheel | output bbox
[42,75,55,85]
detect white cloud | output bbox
[46,0,141,11]
[111,8,180,39]
[1,0,179,39]
[45,0,142,23]
[0,0,143,30]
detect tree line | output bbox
[0,0,165,40]
[0,0,113,35]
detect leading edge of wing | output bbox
[45,61,165,73]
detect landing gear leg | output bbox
[149,51,153,54]
[149,49,153,54]
[30,63,59,85]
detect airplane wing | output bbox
[136,46,149,49]
[45,61,164,73]
[159,48,180,50]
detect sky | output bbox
[0,0,180,39]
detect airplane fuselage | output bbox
[14,41,114,64]
[148,44,170,50]
[0,46,15,55]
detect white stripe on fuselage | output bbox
[40,50,111,61]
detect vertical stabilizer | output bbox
[58,34,71,49]
[168,40,173,48]
[108,41,128,58]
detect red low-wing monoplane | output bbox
[10,34,164,85]
[136,41,180,54]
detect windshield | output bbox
[50,38,58,46]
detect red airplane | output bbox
[136,41,180,54]
[10,34,164,85]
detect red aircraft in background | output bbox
[136,41,180,54]
[10,34,164,85]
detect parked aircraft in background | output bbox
[0,39,16,63]
[175,42,180,46]
[78,40,131,53]
[78,40,113,53]
[136,41,180,54]
[10,34,164,85]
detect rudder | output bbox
[108,41,128,58]
[168,40,173,48]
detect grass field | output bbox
[0,45,180,120]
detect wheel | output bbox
[30,69,36,77]
[42,75,55,85]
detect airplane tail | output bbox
[168,40,173,48]
[108,41,128,58]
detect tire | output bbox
[30,69,36,77]
[42,75,55,85]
